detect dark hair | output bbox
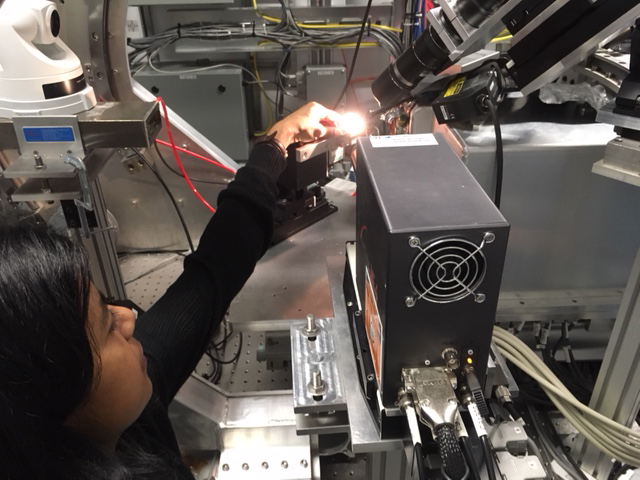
[0,225,183,479]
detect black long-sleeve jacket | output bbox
[120,143,286,477]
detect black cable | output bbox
[212,332,243,364]
[460,437,481,480]
[132,149,195,253]
[503,401,521,421]
[484,99,503,210]
[333,0,374,110]
[153,143,231,186]
[413,443,426,480]
[480,436,497,480]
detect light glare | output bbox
[339,112,366,137]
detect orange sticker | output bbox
[364,267,384,386]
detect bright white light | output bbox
[338,112,366,137]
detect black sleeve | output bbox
[133,143,286,407]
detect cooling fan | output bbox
[408,233,494,304]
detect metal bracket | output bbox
[63,154,93,237]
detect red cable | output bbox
[156,97,216,213]
[155,139,237,175]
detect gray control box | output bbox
[135,66,250,161]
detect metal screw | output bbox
[308,369,327,398]
[302,313,319,340]
[301,459,308,468]
[475,293,486,303]
[347,301,353,307]
[281,461,289,469]
[97,72,104,80]
[112,69,119,75]
[484,232,495,243]
[614,137,623,143]
[354,310,362,317]
[262,462,269,469]
[408,236,420,248]
[424,359,431,366]
[242,463,249,471]
[222,464,229,471]
[34,155,45,170]
[92,32,99,40]
[367,374,374,381]
[467,349,474,356]
[405,297,416,308]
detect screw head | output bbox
[301,459,308,468]
[484,232,495,243]
[409,236,420,248]
[347,301,353,307]
[424,359,431,366]
[475,293,486,303]
[405,297,416,308]
[262,462,269,469]
[467,349,474,356]
[242,463,249,471]
[281,461,289,469]
[222,464,229,471]
[367,374,374,381]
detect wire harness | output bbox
[492,326,640,466]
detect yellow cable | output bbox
[297,23,401,32]
[250,0,401,32]
[251,54,274,136]
[491,34,512,42]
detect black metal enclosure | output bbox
[355,134,510,408]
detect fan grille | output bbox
[409,237,487,303]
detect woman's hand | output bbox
[267,102,342,149]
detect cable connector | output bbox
[463,365,490,417]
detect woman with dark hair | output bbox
[0,102,341,479]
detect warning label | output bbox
[444,76,466,97]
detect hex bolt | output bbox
[475,293,486,303]
[484,232,495,244]
[308,369,327,399]
[302,313,319,341]
[301,459,308,468]
[281,461,289,469]
[408,236,420,248]
[405,297,416,308]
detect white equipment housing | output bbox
[0,0,96,117]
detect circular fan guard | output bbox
[410,237,486,303]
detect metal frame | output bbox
[577,248,640,478]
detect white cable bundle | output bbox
[492,326,640,466]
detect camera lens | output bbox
[50,10,61,37]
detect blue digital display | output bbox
[22,127,75,143]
